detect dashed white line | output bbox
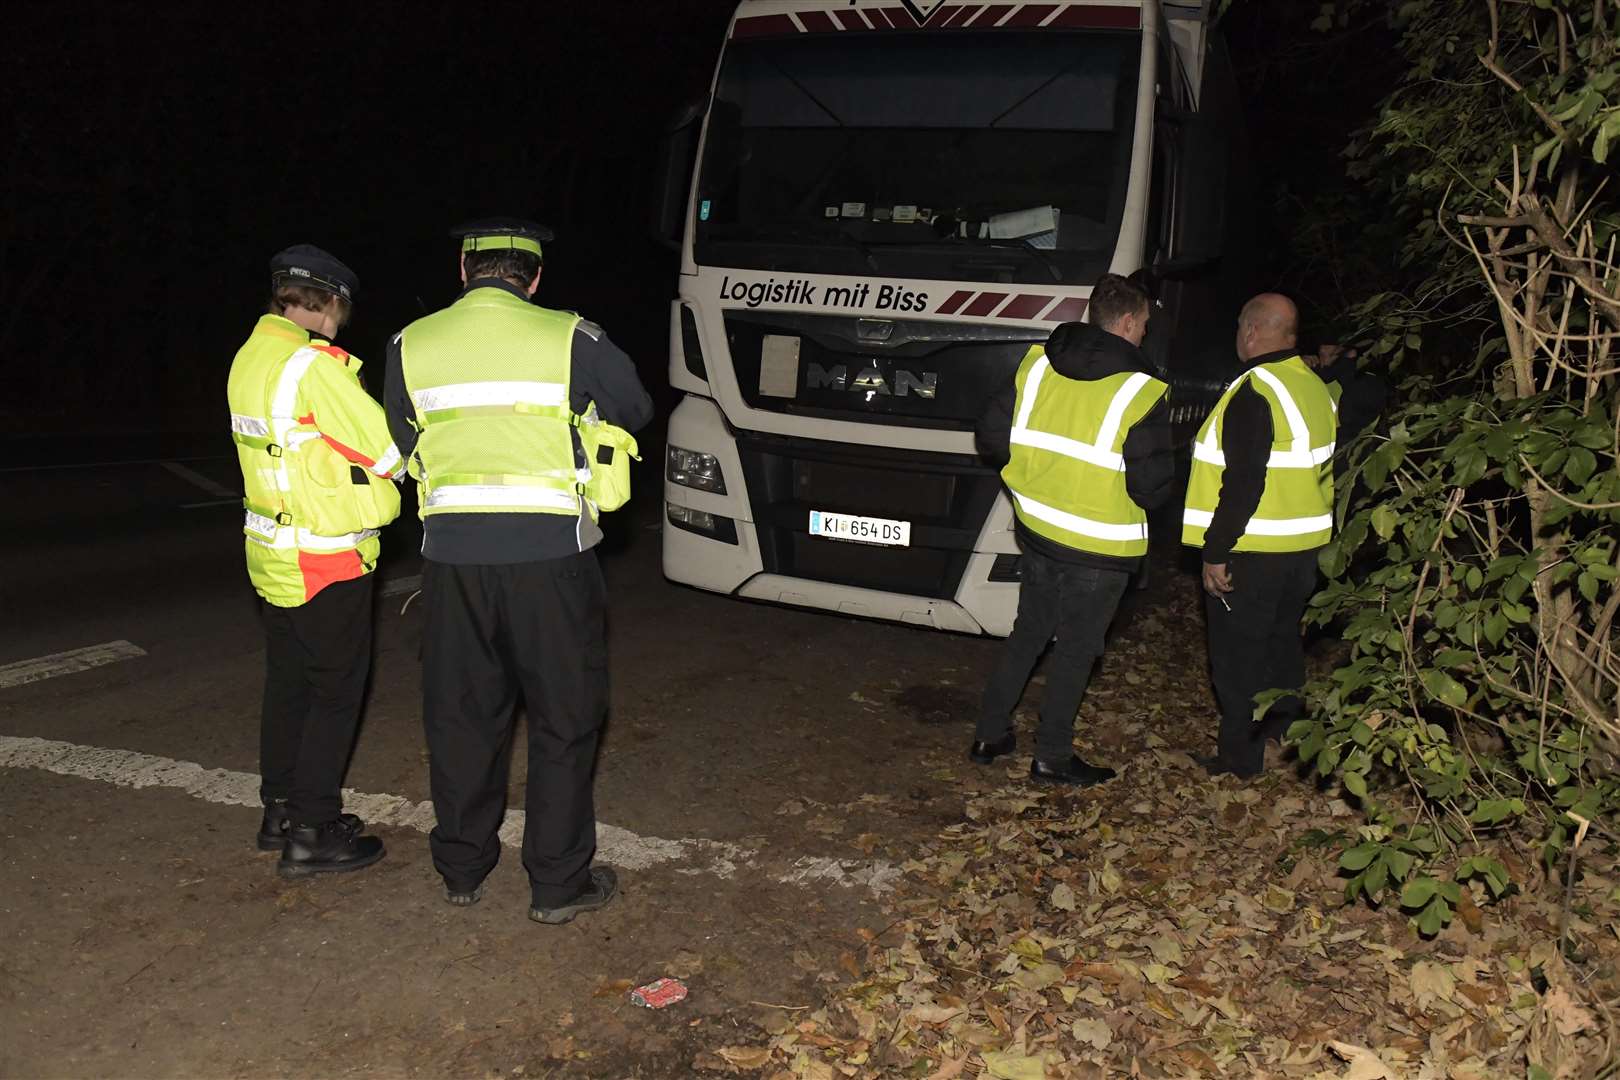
[0,736,900,892]
[0,641,147,690]
[162,460,236,498]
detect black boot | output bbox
[529,866,618,925]
[257,800,364,852]
[257,799,291,851]
[968,730,1016,765]
[277,820,385,878]
[1029,755,1116,787]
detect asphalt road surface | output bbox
[3,439,1134,1077]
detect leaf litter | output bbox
[689,574,1619,1077]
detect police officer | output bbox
[384,219,653,922]
[972,273,1175,785]
[1183,293,1336,778]
[227,245,401,876]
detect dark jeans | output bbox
[976,549,1131,762]
[421,552,608,908]
[259,574,374,825]
[1203,548,1320,775]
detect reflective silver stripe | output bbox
[1013,492,1149,542]
[244,509,278,540]
[411,381,567,413]
[270,348,320,442]
[1251,366,1310,457]
[1011,355,1049,431]
[1009,365,1157,473]
[1193,367,1332,469]
[231,413,269,437]
[1182,508,1332,536]
[424,485,580,511]
[300,527,379,550]
[242,509,378,550]
[1011,428,1123,471]
[283,430,324,449]
[371,445,402,477]
[1093,371,1154,451]
[1191,440,1335,470]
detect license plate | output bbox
[808,510,911,547]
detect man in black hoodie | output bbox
[971,274,1176,785]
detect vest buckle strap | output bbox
[275,511,293,526]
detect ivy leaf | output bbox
[1565,447,1597,485]
[1420,669,1468,708]
[1371,503,1396,541]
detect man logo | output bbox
[806,362,938,399]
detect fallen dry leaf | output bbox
[980,1049,1046,1079]
[1328,1040,1391,1080]
[716,1045,774,1070]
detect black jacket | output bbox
[384,279,654,565]
[977,321,1175,573]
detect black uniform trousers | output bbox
[259,573,374,825]
[975,548,1131,763]
[421,551,608,907]
[1203,548,1320,775]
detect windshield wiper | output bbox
[971,239,1065,283]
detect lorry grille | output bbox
[735,431,1002,600]
[724,311,1039,431]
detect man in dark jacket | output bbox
[971,273,1176,785]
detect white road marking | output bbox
[380,574,421,598]
[0,641,147,690]
[0,735,901,891]
[162,460,236,498]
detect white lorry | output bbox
[656,0,1239,636]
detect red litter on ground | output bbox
[630,978,688,1009]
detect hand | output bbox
[1202,561,1233,598]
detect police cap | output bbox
[451,218,554,259]
[269,244,357,303]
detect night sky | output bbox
[5,1,1385,440]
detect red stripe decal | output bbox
[964,4,1001,26]
[963,292,1009,317]
[1051,4,1141,29]
[1045,297,1089,322]
[939,4,972,26]
[877,7,901,27]
[798,9,836,31]
[731,13,798,37]
[935,290,975,315]
[320,433,379,469]
[998,294,1056,320]
[1007,3,1061,26]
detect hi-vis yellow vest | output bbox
[399,288,583,518]
[226,315,403,607]
[1182,356,1335,553]
[1001,345,1168,558]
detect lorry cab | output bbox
[657,0,1243,636]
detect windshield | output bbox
[696,30,1142,285]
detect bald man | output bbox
[1181,294,1337,777]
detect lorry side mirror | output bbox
[653,96,709,252]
